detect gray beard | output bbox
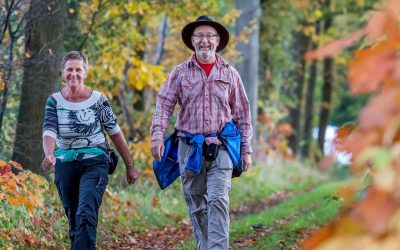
[196,50,215,62]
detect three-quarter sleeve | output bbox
[42,96,58,140]
[99,95,121,136]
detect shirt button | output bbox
[205,93,209,97]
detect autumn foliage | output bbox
[303,0,400,249]
[0,159,65,247]
[0,158,142,248]
[0,160,46,212]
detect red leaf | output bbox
[0,164,11,175]
[336,123,356,139]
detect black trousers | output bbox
[54,155,109,250]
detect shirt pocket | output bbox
[181,78,202,99]
[214,78,230,99]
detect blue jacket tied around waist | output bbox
[153,121,242,190]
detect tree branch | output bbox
[0,0,15,47]
[78,0,108,50]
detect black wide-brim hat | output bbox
[181,15,230,53]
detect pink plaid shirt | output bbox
[151,54,253,153]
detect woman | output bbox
[41,51,139,249]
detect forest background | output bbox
[1,0,400,249]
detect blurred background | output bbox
[2,0,399,249]
[0,0,376,172]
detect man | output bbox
[150,16,253,250]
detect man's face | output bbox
[191,25,220,62]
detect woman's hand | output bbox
[42,154,56,170]
[126,164,139,185]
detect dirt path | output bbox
[100,221,193,250]
[231,204,316,249]
[230,190,294,219]
[100,190,294,249]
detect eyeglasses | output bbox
[192,33,219,41]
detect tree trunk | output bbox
[133,14,146,112]
[118,60,135,141]
[317,0,333,153]
[301,21,320,158]
[144,13,168,111]
[0,0,14,47]
[0,0,21,131]
[287,31,308,155]
[318,57,333,152]
[234,0,261,146]
[12,0,64,174]
[153,14,167,66]
[0,30,15,132]
[301,60,318,157]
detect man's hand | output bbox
[42,154,55,170]
[242,153,252,171]
[126,165,139,185]
[151,139,164,162]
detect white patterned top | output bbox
[42,90,120,151]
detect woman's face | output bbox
[62,59,86,89]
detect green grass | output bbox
[105,180,188,230]
[233,181,346,249]
[176,159,333,249]
[230,159,329,207]
[100,157,329,236]
[0,195,69,249]
[1,158,340,249]
[177,181,345,249]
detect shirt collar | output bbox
[188,53,229,68]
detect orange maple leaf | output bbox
[348,41,399,94]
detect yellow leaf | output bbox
[356,0,365,6]
[4,178,18,193]
[22,197,37,212]
[314,9,323,19]
[28,172,47,187]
